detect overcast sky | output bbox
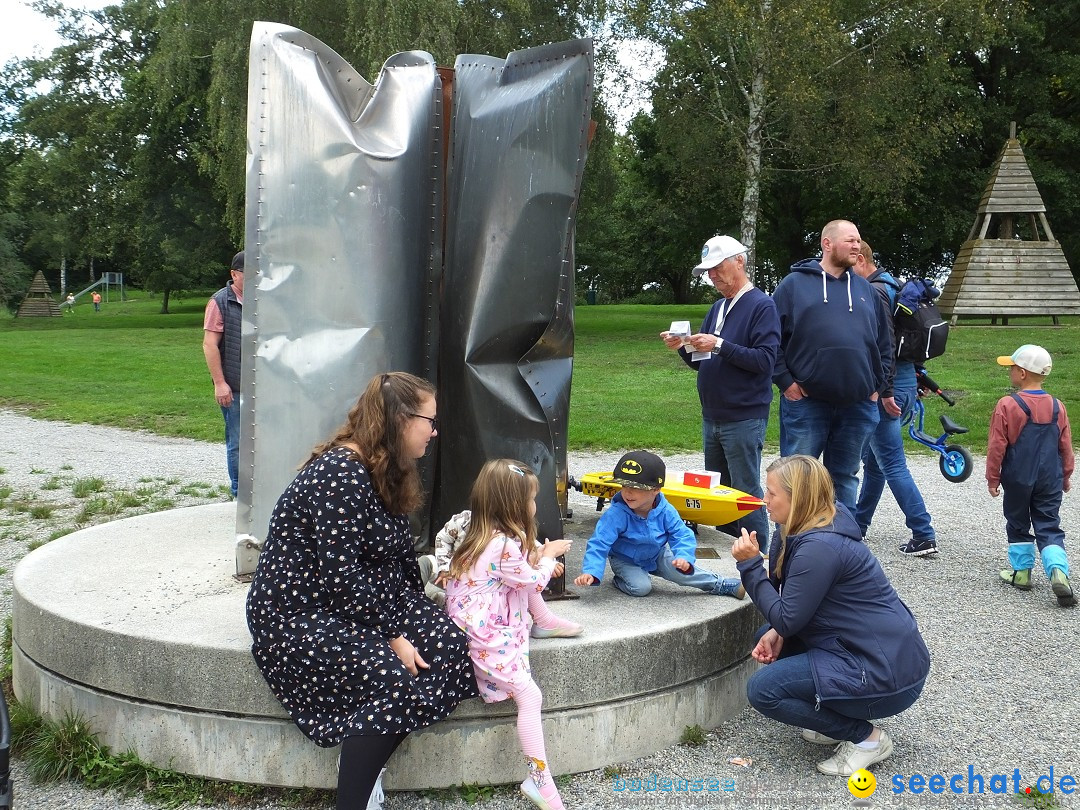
[1,0,112,64]
[1,0,657,129]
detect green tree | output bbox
[3,0,232,310]
[615,0,1004,282]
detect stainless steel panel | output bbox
[432,40,594,545]
[238,23,443,541]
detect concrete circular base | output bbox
[12,502,758,789]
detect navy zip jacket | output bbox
[772,259,892,405]
[736,503,930,701]
[678,287,780,422]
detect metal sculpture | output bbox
[236,23,592,560]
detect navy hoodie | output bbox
[772,259,892,405]
[737,503,930,701]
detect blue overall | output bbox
[1001,394,1069,577]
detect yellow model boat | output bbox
[574,471,764,527]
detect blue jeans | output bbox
[746,650,925,743]
[703,417,769,541]
[608,546,738,597]
[855,377,935,540]
[779,397,879,509]
[221,395,240,497]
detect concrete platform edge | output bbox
[14,641,756,790]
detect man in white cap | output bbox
[661,235,779,541]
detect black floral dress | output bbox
[246,446,477,747]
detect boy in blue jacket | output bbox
[573,451,745,598]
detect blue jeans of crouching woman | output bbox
[746,645,925,743]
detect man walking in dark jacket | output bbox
[202,251,245,497]
[852,242,939,555]
[772,220,892,509]
[663,235,779,540]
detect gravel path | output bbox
[1,410,1077,809]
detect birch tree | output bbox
[617,0,1001,280]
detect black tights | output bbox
[336,733,407,810]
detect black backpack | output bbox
[893,279,948,362]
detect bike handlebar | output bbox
[915,368,956,406]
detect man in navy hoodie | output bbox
[662,235,779,541]
[772,220,893,509]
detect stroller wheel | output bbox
[939,444,973,483]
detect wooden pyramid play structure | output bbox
[938,124,1080,324]
[16,270,63,317]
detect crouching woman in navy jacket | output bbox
[732,455,930,778]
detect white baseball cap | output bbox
[997,344,1052,376]
[693,235,748,277]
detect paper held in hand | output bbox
[670,320,711,362]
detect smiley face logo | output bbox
[848,768,876,798]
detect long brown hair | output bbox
[449,459,538,579]
[766,455,836,579]
[307,371,435,515]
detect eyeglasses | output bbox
[409,413,438,433]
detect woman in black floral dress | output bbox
[247,372,477,809]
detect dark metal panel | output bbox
[238,23,443,541]
[432,40,594,547]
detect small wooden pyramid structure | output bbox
[939,123,1080,324]
[16,270,63,317]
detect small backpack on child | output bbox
[893,278,949,363]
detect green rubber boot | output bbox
[1050,568,1076,607]
[999,568,1032,590]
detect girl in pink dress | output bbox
[446,460,573,810]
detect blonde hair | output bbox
[306,371,435,515]
[449,459,539,579]
[766,455,836,579]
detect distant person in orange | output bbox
[92,291,102,312]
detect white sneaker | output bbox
[801,728,841,745]
[816,730,894,776]
[366,768,385,810]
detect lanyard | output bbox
[713,282,753,336]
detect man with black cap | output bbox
[573,451,745,599]
[661,235,779,542]
[202,251,245,497]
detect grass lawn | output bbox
[3,299,1077,454]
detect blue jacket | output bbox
[737,503,930,701]
[772,260,892,405]
[581,492,697,583]
[679,287,780,422]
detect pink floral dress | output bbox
[446,532,555,702]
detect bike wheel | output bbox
[939,444,973,483]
